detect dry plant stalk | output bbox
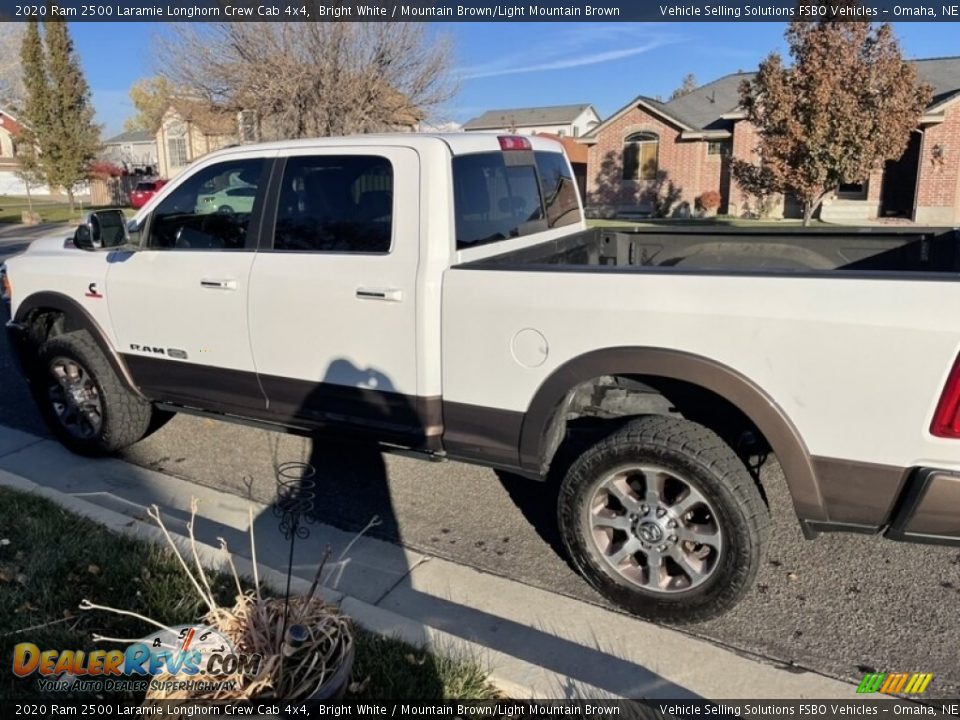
[79,501,355,701]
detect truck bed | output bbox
[464,226,960,276]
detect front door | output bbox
[107,154,272,414]
[880,131,922,218]
[247,147,429,445]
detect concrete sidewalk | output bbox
[0,424,858,700]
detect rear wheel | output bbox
[558,415,768,623]
[32,330,155,455]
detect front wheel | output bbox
[558,415,768,623]
[32,330,155,455]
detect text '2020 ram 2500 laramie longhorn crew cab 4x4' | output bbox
[5,134,960,622]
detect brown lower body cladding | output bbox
[442,399,960,545]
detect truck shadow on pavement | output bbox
[0,345,703,699]
[259,447,700,699]
[252,362,702,699]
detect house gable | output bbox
[156,105,237,178]
[585,101,725,214]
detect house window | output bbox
[167,137,188,168]
[623,132,659,181]
[573,126,579,138]
[707,140,730,157]
[838,181,866,198]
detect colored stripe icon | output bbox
[856,672,933,694]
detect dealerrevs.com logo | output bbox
[13,625,262,693]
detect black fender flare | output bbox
[517,346,827,523]
[14,291,145,399]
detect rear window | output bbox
[453,152,545,250]
[535,151,580,229]
[135,182,156,191]
[272,155,393,253]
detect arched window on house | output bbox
[622,132,659,181]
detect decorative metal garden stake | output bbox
[273,461,317,682]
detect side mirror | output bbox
[73,223,95,250]
[73,210,129,251]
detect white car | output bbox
[195,183,258,215]
[5,133,960,622]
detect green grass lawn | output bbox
[0,487,496,701]
[0,197,133,225]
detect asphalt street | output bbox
[2,233,959,695]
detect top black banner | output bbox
[0,0,959,22]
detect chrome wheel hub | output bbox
[635,521,664,545]
[585,464,724,594]
[47,356,103,440]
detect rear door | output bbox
[247,147,430,445]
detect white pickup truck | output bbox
[5,133,960,622]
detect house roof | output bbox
[0,109,24,135]
[165,99,237,136]
[104,130,155,145]
[659,72,753,130]
[533,132,588,164]
[583,55,960,141]
[463,104,595,130]
[581,73,752,141]
[915,56,960,107]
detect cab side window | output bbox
[147,159,266,250]
[273,155,393,253]
[452,152,546,250]
[535,151,581,229]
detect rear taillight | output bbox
[931,355,960,437]
[498,135,531,151]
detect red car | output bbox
[128,178,168,210]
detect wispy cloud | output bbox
[458,25,682,81]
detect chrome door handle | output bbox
[356,287,403,302]
[200,278,237,290]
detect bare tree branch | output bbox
[0,23,25,111]
[156,22,457,140]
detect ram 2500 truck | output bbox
[5,133,960,622]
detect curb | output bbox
[0,468,617,699]
[0,423,862,700]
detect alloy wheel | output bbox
[47,356,103,440]
[585,464,723,593]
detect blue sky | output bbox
[67,21,959,138]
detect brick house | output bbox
[579,56,960,224]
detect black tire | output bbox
[32,330,154,455]
[558,415,768,623]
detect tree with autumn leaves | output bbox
[733,19,931,225]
